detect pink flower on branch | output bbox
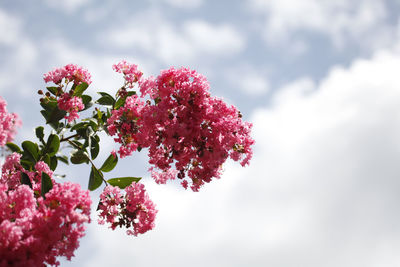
[42,64,91,123]
[0,160,91,266]
[43,64,92,85]
[107,64,255,191]
[0,152,22,190]
[0,60,254,265]
[113,60,143,87]
[57,93,85,122]
[0,96,21,147]
[98,183,157,236]
[106,94,146,158]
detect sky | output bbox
[1,0,400,266]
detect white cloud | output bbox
[163,0,203,9]
[248,0,397,52]
[0,9,38,97]
[61,44,400,266]
[0,9,22,45]
[43,0,92,13]
[84,6,110,23]
[99,12,245,64]
[225,64,271,96]
[183,20,244,55]
[238,72,270,95]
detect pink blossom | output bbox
[0,160,91,266]
[35,161,54,178]
[0,152,22,189]
[106,94,146,158]
[150,167,178,184]
[0,96,21,147]
[181,180,188,189]
[43,64,92,85]
[138,76,157,98]
[43,64,90,123]
[97,185,123,226]
[108,65,254,191]
[144,67,254,191]
[57,93,85,122]
[113,60,143,87]
[98,183,157,236]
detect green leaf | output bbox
[35,126,45,143]
[72,82,88,97]
[22,141,39,163]
[44,134,60,157]
[20,172,32,188]
[71,122,87,131]
[114,97,125,110]
[42,154,51,166]
[85,119,98,131]
[69,140,83,148]
[46,86,59,96]
[97,109,102,120]
[40,98,66,126]
[40,110,50,122]
[6,142,22,153]
[50,156,58,171]
[88,165,103,191]
[40,98,58,110]
[90,137,99,160]
[41,172,53,198]
[48,108,66,125]
[20,160,34,170]
[70,150,89,164]
[107,177,141,189]
[98,92,114,98]
[96,95,115,106]
[114,92,135,109]
[81,95,93,111]
[99,153,118,172]
[57,155,69,164]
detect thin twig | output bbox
[67,140,108,185]
[60,133,80,142]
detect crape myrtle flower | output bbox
[107,64,255,191]
[57,93,85,122]
[98,183,157,236]
[43,64,91,123]
[43,64,92,85]
[0,96,21,147]
[0,159,91,266]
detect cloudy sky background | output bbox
[1,0,400,266]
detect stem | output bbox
[60,133,80,142]
[67,140,109,185]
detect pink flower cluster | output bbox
[43,64,92,85]
[0,152,22,190]
[57,93,85,122]
[107,64,254,191]
[0,155,91,266]
[98,183,157,236]
[113,60,143,87]
[1,153,55,193]
[0,96,21,147]
[43,64,90,123]
[107,94,146,157]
